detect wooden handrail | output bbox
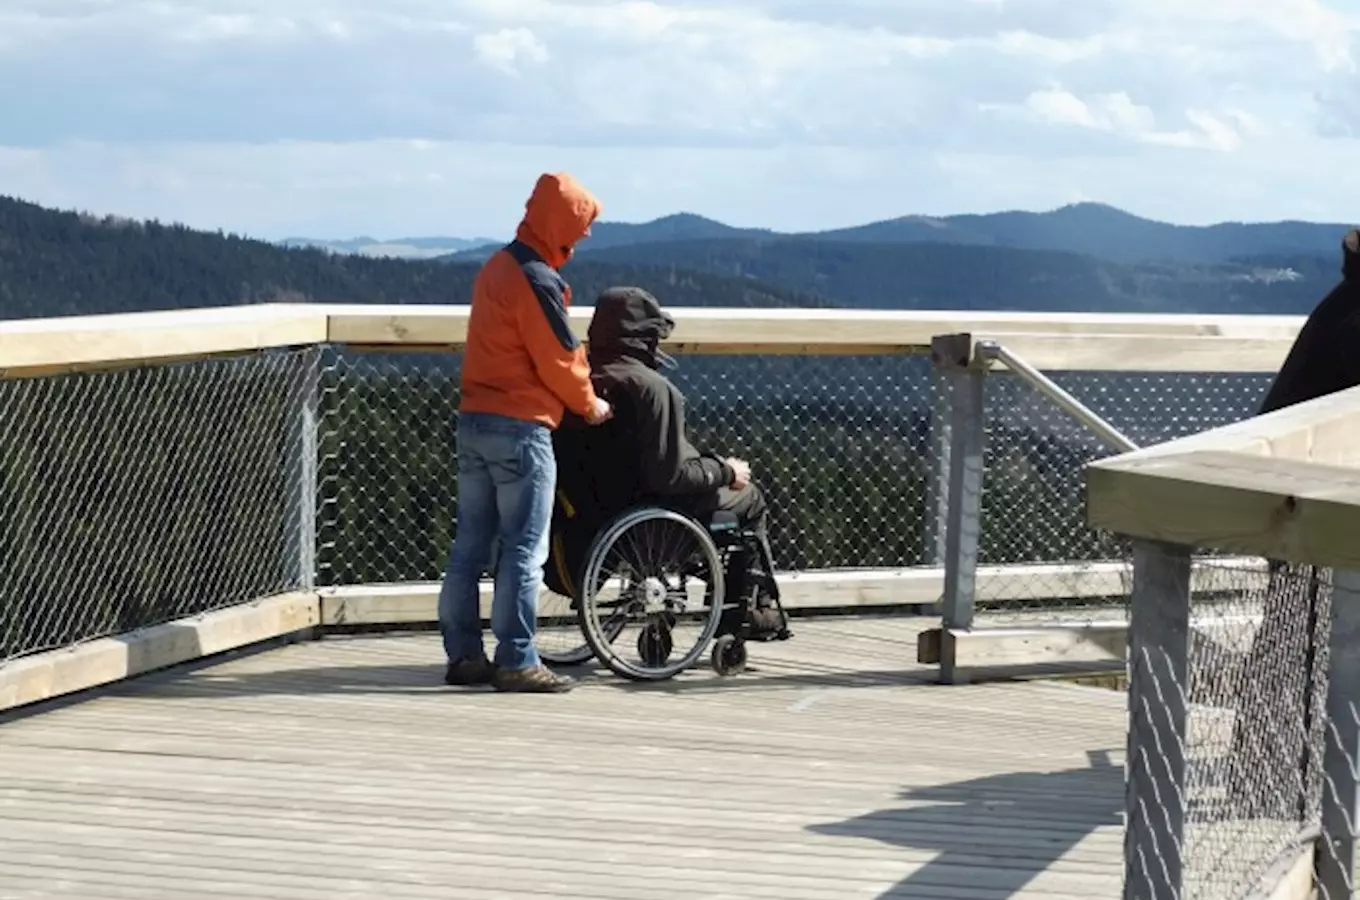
[0,302,1306,379]
[1087,383,1360,569]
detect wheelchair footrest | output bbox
[746,628,792,643]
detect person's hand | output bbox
[726,457,751,490]
[585,396,613,425]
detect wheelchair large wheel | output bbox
[578,507,726,682]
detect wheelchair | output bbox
[539,496,793,682]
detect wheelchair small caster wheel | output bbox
[711,635,747,676]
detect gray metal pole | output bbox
[296,359,319,593]
[1124,539,1192,900]
[976,340,1139,454]
[921,366,952,568]
[932,334,987,685]
[1316,568,1360,899]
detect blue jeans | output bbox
[438,411,555,670]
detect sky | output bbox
[2,0,1360,241]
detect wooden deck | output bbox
[0,615,1129,900]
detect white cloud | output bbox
[1181,111,1244,152]
[987,30,1118,65]
[473,27,549,75]
[999,87,1248,153]
[1022,88,1156,134]
[0,0,1357,235]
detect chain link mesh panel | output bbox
[315,348,461,588]
[1316,704,1360,900]
[1125,554,1339,900]
[313,348,944,587]
[0,347,319,663]
[669,354,937,572]
[974,371,1273,625]
[1182,560,1330,899]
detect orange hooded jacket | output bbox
[459,172,603,429]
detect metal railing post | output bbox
[1316,568,1360,898]
[922,365,951,567]
[1123,538,1192,900]
[296,354,320,593]
[932,334,987,685]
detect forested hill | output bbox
[578,237,1340,314]
[0,194,1348,320]
[0,196,825,320]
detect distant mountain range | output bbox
[424,203,1354,313]
[280,235,498,259]
[1,194,1355,322]
[567,237,1339,313]
[422,203,1357,266]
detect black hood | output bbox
[587,286,676,368]
[1345,229,1360,282]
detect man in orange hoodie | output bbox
[439,172,612,693]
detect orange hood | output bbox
[514,172,602,269]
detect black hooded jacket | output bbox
[1259,229,1360,414]
[555,287,734,517]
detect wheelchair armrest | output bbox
[707,510,740,534]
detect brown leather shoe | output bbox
[444,654,497,686]
[493,664,577,693]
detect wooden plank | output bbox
[0,301,1304,374]
[325,304,1301,369]
[1101,381,1360,468]
[1087,449,1360,570]
[0,592,320,713]
[918,613,1267,675]
[323,303,1306,342]
[0,304,328,380]
[316,561,1168,627]
[0,619,1131,900]
[943,622,1129,669]
[973,332,1292,373]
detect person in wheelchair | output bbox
[548,285,790,644]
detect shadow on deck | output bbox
[0,615,1128,899]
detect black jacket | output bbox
[1259,229,1360,414]
[555,287,733,517]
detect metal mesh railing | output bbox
[0,347,319,663]
[973,371,1272,625]
[1181,560,1330,899]
[1124,544,1355,900]
[313,348,944,587]
[314,347,1276,601]
[314,349,461,588]
[0,338,1288,661]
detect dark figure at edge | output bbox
[1228,229,1360,818]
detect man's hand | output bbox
[585,396,613,425]
[726,457,751,490]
